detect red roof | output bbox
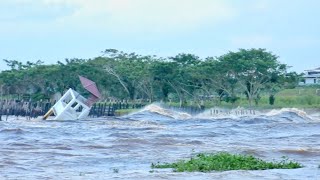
[79,76,101,99]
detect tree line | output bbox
[0,48,300,107]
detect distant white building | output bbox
[300,67,320,85]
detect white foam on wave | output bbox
[195,107,320,122]
[128,104,320,123]
[131,103,192,120]
[265,108,320,122]
[266,108,307,117]
[195,107,260,120]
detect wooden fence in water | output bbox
[0,99,256,120]
[0,100,50,120]
[0,100,146,120]
[88,102,145,117]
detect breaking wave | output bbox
[128,103,192,120]
[196,107,320,123]
[126,104,319,124]
[265,108,316,121]
[195,107,259,119]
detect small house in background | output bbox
[300,67,320,85]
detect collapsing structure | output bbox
[43,76,101,120]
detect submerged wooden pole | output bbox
[42,108,53,120]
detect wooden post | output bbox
[43,109,54,120]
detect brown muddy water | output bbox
[1,104,320,179]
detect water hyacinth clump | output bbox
[152,152,302,172]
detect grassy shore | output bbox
[166,87,320,109]
[152,152,302,172]
[114,87,320,116]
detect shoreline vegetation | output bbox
[1,86,319,119]
[0,48,308,109]
[1,90,319,120]
[151,152,303,172]
[0,48,319,114]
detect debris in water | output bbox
[43,76,101,120]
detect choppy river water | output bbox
[1,104,320,180]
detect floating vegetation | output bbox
[151,152,302,172]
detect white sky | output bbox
[0,0,319,72]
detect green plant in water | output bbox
[151,152,302,172]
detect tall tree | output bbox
[216,48,287,106]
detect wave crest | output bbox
[130,103,192,119]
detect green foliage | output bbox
[269,95,275,105]
[0,48,301,105]
[214,48,287,106]
[151,152,302,172]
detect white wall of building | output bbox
[305,78,320,84]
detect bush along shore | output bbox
[151,152,303,172]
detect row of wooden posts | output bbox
[89,102,145,117]
[0,100,146,120]
[0,99,258,121]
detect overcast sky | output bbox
[0,0,319,72]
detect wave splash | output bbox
[127,104,318,123]
[128,103,192,119]
[264,108,320,123]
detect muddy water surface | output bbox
[1,105,320,179]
